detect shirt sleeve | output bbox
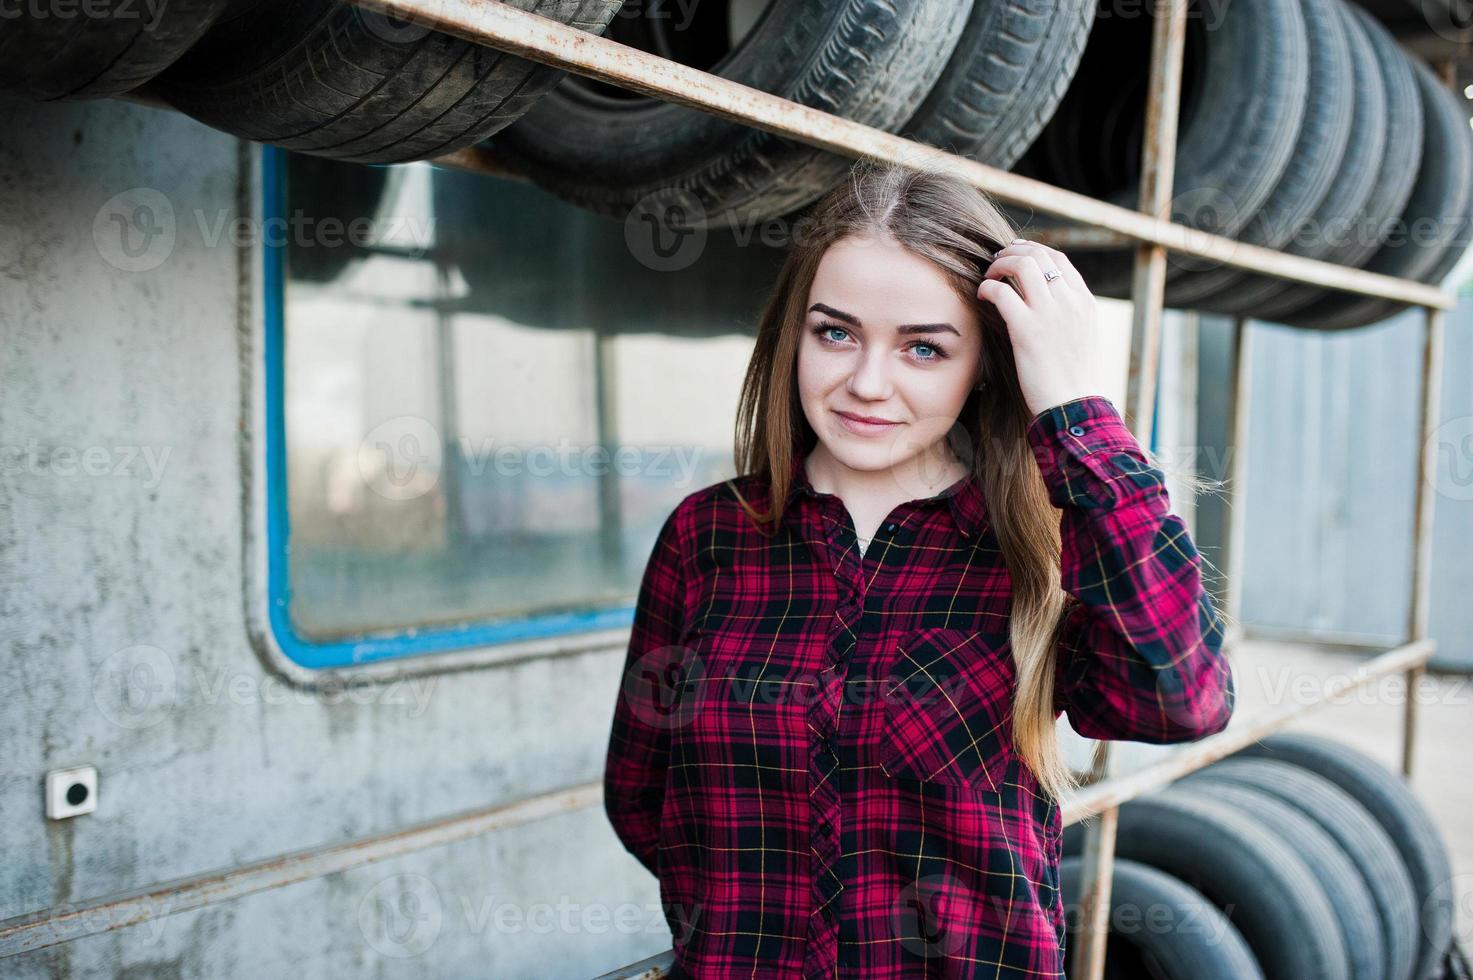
[1026,394,1237,744]
[604,500,693,876]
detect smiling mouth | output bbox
[834,410,902,434]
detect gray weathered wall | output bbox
[1,98,665,978]
[1194,299,1473,669]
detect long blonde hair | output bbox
[726,155,1224,804]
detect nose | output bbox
[845,347,894,401]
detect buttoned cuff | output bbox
[1025,395,1163,510]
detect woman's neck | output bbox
[803,443,970,543]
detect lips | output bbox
[835,410,901,435]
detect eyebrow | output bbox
[807,302,961,336]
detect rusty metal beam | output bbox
[1027,227,1138,249]
[1062,638,1435,825]
[326,0,1454,309]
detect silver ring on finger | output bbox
[1043,268,1062,283]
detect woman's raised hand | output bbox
[978,238,1109,418]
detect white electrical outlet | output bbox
[46,766,97,819]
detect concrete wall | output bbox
[1,98,665,978]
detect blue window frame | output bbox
[260,146,763,669]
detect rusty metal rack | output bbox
[2,0,1453,974]
[398,3,1451,978]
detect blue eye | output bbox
[908,339,950,361]
[811,321,949,361]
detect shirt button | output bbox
[1068,424,1086,436]
[884,522,896,533]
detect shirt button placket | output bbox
[805,546,862,978]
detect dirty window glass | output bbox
[278,152,780,642]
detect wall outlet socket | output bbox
[46,766,98,819]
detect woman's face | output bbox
[798,232,984,479]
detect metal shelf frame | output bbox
[373,1,1454,977]
[5,0,1454,973]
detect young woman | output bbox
[605,159,1237,978]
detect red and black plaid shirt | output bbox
[606,394,1237,978]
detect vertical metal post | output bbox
[435,261,467,551]
[1072,0,1189,977]
[1122,0,1189,441]
[1223,316,1253,649]
[1403,59,1457,779]
[1404,306,1443,777]
[594,330,625,573]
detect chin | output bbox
[820,436,898,472]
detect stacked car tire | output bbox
[2,0,1465,324]
[1060,732,1458,980]
[1016,0,1473,330]
[0,0,630,163]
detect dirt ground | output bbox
[1220,635,1473,955]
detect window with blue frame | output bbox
[263,146,785,667]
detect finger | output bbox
[1000,240,1088,298]
[984,254,1052,307]
[1001,240,1066,275]
[977,276,1029,326]
[1031,242,1090,293]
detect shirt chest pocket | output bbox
[876,627,1015,793]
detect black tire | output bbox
[485,0,975,227]
[1174,0,1364,312]
[0,0,233,100]
[1058,856,1265,979]
[1234,732,1457,980]
[1170,778,1386,980]
[1181,757,1420,980]
[1012,0,1309,300]
[1220,0,1421,321]
[145,0,625,164]
[897,0,1094,170]
[1063,788,1350,980]
[1273,52,1473,330]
